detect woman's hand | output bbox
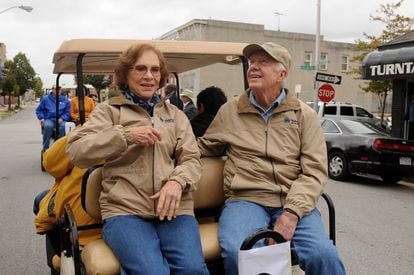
[149,180,182,221]
[129,126,162,146]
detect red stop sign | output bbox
[318,84,335,102]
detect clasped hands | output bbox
[129,125,182,221]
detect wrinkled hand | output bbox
[129,126,162,146]
[268,211,298,245]
[149,180,182,221]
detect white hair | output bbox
[274,62,287,87]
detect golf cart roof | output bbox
[52,39,248,75]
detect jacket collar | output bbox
[237,88,301,114]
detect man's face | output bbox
[247,51,287,91]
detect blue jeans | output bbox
[219,200,346,275]
[102,215,208,275]
[33,189,50,215]
[42,119,65,150]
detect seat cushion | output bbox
[81,239,120,275]
[199,222,221,262]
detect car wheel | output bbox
[328,151,349,181]
[380,174,402,184]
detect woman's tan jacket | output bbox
[66,93,201,220]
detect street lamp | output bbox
[0,5,33,15]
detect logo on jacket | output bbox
[283,116,299,125]
[160,117,175,123]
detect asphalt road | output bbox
[0,104,413,274]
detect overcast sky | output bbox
[1,0,413,87]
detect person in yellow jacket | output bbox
[34,135,101,270]
[70,87,95,125]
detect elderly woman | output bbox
[66,43,208,275]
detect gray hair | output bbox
[275,62,287,87]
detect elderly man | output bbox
[180,88,197,120]
[197,42,345,274]
[35,86,70,151]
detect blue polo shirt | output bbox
[249,88,286,124]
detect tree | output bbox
[350,0,414,122]
[84,75,111,102]
[13,52,36,108]
[0,60,19,111]
[33,76,44,98]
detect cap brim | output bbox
[243,44,264,58]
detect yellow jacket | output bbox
[34,136,101,247]
[70,96,95,124]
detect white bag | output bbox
[238,229,292,275]
[60,252,75,275]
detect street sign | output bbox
[318,84,335,102]
[300,65,317,70]
[315,72,342,84]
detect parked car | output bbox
[308,101,390,130]
[320,117,414,183]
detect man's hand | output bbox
[58,118,63,124]
[40,119,44,127]
[268,210,299,244]
[129,126,162,146]
[149,180,182,221]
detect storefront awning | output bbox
[362,46,414,80]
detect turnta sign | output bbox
[315,72,342,85]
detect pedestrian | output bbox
[70,86,95,125]
[66,43,208,275]
[164,83,184,110]
[35,86,71,151]
[190,86,227,137]
[197,42,345,274]
[180,88,197,120]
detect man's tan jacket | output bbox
[198,89,328,218]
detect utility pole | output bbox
[313,0,321,111]
[274,10,286,31]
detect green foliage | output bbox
[84,75,111,102]
[13,52,36,97]
[33,76,44,98]
[0,60,18,94]
[0,52,41,108]
[350,0,414,119]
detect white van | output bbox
[307,101,375,119]
[307,101,390,130]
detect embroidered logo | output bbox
[283,116,299,125]
[159,117,175,123]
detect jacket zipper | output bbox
[266,118,284,205]
[151,116,156,216]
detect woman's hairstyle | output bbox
[197,86,227,115]
[114,43,169,91]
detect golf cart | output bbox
[43,38,336,275]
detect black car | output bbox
[320,118,414,183]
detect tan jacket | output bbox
[197,89,327,218]
[66,93,201,220]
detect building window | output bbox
[341,55,349,72]
[320,53,328,71]
[304,52,313,66]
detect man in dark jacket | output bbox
[180,88,197,120]
[35,86,70,150]
[191,86,227,137]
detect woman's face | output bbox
[127,50,161,100]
